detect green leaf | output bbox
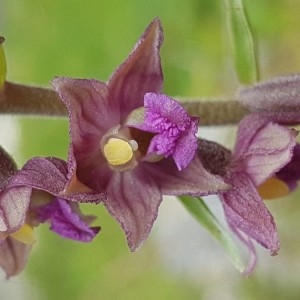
[0,36,7,89]
[178,195,245,273]
[224,0,258,84]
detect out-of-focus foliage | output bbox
[0,37,6,88]
[179,196,245,273]
[224,0,257,84]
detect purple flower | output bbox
[0,151,101,277]
[53,19,229,251]
[199,114,298,274]
[238,74,300,124]
[0,237,32,279]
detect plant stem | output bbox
[0,81,249,125]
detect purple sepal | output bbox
[233,114,297,186]
[276,143,300,191]
[0,237,32,278]
[8,157,105,203]
[37,198,100,242]
[221,172,280,256]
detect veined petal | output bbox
[37,198,100,242]
[144,155,230,196]
[221,172,279,255]
[8,157,104,203]
[0,187,31,233]
[53,77,119,136]
[233,114,297,186]
[0,237,32,278]
[104,169,162,251]
[53,78,117,194]
[108,18,164,120]
[276,143,300,191]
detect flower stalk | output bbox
[0,81,249,125]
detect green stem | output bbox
[0,81,249,125]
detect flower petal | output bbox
[276,143,300,191]
[52,78,118,194]
[0,186,31,233]
[221,172,279,255]
[8,157,104,203]
[0,237,32,278]
[37,198,100,242]
[136,93,198,170]
[108,19,164,120]
[233,114,297,186]
[144,155,230,196]
[104,169,162,251]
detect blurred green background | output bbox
[1,0,300,299]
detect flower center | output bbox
[103,138,138,166]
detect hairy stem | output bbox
[0,82,67,116]
[0,81,249,125]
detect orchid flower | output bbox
[53,18,229,251]
[238,73,300,124]
[0,151,101,278]
[199,113,298,274]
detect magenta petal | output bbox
[8,157,104,203]
[52,78,117,190]
[105,170,162,251]
[234,114,297,186]
[0,237,32,278]
[276,143,300,191]
[144,155,230,196]
[221,172,279,255]
[38,198,100,242]
[108,19,164,119]
[0,187,31,233]
[53,77,118,136]
[139,93,198,170]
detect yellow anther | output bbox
[257,177,290,200]
[103,138,134,166]
[10,223,36,245]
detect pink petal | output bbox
[104,169,162,251]
[234,114,297,186]
[144,155,230,196]
[8,157,104,203]
[0,237,32,278]
[0,187,31,233]
[221,172,279,256]
[108,18,164,120]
